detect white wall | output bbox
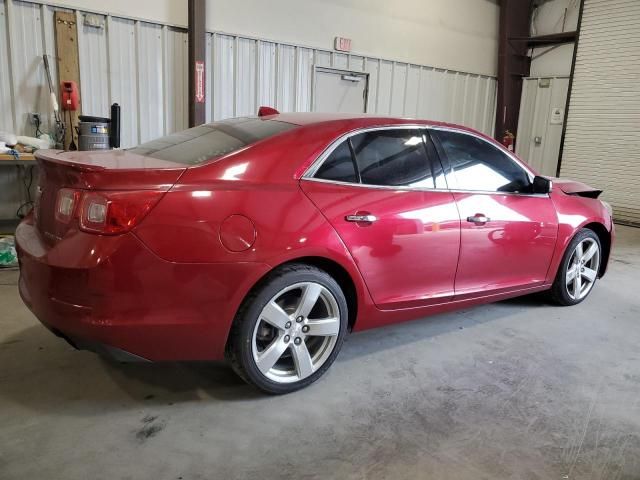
[206,33,497,133]
[45,0,500,76]
[529,0,579,77]
[45,0,187,25]
[517,0,579,183]
[207,0,499,76]
[0,0,499,221]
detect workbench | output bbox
[0,153,37,233]
[0,153,36,165]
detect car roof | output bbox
[189,112,515,184]
[263,112,480,134]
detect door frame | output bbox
[311,66,369,113]
[516,76,570,176]
[427,126,558,298]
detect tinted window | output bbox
[129,117,295,165]
[434,130,531,193]
[350,130,436,187]
[315,141,357,183]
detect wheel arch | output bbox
[227,255,360,350]
[582,221,611,277]
[285,256,359,330]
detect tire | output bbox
[550,228,602,306]
[226,263,348,394]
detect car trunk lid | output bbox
[34,150,186,245]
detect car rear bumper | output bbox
[44,323,151,362]
[16,217,270,361]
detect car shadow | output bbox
[0,291,553,411]
[338,291,552,361]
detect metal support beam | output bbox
[188,0,206,127]
[495,0,531,142]
[510,31,577,47]
[556,0,584,176]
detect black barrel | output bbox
[110,103,121,149]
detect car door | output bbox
[301,127,460,310]
[430,128,558,299]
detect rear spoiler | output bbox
[35,149,106,172]
[258,106,279,117]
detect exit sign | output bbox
[334,37,352,52]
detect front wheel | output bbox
[550,228,602,306]
[226,264,348,394]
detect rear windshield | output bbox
[128,117,296,165]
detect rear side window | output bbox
[433,130,531,193]
[350,130,434,188]
[129,117,296,165]
[315,142,358,183]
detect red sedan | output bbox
[16,111,613,394]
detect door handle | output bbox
[467,214,490,224]
[345,214,377,223]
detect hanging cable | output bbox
[16,166,35,219]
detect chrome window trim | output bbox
[301,124,549,198]
[302,176,551,198]
[302,124,425,178]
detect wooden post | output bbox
[188,0,206,127]
[54,11,82,150]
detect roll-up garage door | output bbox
[560,0,640,225]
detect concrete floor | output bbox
[1,226,639,480]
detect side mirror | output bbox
[532,175,552,194]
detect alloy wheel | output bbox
[251,282,341,383]
[565,237,600,301]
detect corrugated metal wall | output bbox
[0,0,61,219]
[0,0,497,219]
[1,0,497,145]
[205,31,498,136]
[560,0,640,225]
[1,1,58,135]
[0,0,188,150]
[76,16,188,147]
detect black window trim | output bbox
[304,125,445,191]
[428,126,547,197]
[346,138,362,184]
[302,125,548,197]
[349,128,441,188]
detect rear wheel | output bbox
[227,264,348,394]
[550,228,601,306]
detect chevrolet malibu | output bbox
[16,110,613,394]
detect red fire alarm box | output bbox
[61,81,79,111]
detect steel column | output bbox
[495,0,531,142]
[188,0,206,126]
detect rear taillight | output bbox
[55,188,80,223]
[79,191,164,235]
[53,189,163,235]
